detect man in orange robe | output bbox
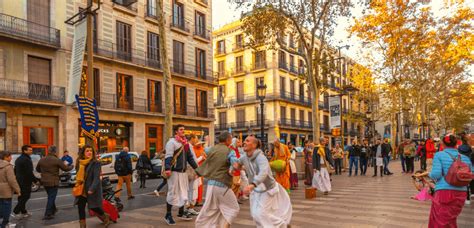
[193,140,206,206]
[271,139,291,192]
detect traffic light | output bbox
[332,128,341,136]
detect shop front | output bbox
[23,115,58,156]
[79,121,131,153]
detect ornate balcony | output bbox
[0,79,65,104]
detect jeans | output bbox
[400,155,406,172]
[334,158,343,175]
[405,156,415,173]
[156,178,168,192]
[349,156,359,176]
[0,199,12,227]
[77,196,104,220]
[359,157,368,175]
[13,185,31,214]
[139,174,147,187]
[383,156,391,174]
[420,156,427,170]
[44,186,58,217]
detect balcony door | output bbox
[195,48,206,78]
[290,108,296,126]
[172,1,184,27]
[219,112,227,129]
[28,0,50,40]
[117,73,133,110]
[173,85,186,115]
[116,21,132,61]
[28,56,51,100]
[195,90,207,117]
[148,80,162,112]
[173,40,184,74]
[236,109,245,127]
[236,81,244,102]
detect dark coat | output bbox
[36,155,74,187]
[348,145,361,157]
[312,145,334,170]
[136,155,152,171]
[165,144,198,172]
[115,151,133,176]
[381,143,391,157]
[75,160,103,209]
[14,153,35,189]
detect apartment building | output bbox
[0,0,215,157]
[213,20,368,147]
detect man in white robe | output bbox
[312,137,332,194]
[234,135,292,228]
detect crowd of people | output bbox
[0,126,472,228]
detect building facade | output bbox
[213,20,369,147]
[1,0,215,159]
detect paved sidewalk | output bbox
[49,162,474,228]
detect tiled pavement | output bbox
[51,162,474,228]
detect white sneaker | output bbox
[7,223,16,228]
[21,212,32,218]
[154,190,160,197]
[465,200,471,205]
[186,208,199,216]
[10,213,23,219]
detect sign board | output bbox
[329,96,341,129]
[76,95,100,139]
[67,20,87,104]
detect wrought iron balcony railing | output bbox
[279,118,313,129]
[145,4,158,20]
[0,13,60,48]
[171,59,217,83]
[251,61,267,71]
[279,62,288,71]
[194,28,210,40]
[170,16,190,33]
[0,79,65,103]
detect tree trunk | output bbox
[308,60,321,144]
[157,0,173,141]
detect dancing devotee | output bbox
[234,135,292,227]
[312,137,333,195]
[271,139,291,193]
[194,132,240,228]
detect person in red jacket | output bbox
[425,138,436,171]
[229,138,242,198]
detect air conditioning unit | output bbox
[112,0,137,6]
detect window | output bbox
[28,0,50,38]
[235,34,243,49]
[172,1,184,28]
[148,80,162,112]
[147,32,160,68]
[195,48,206,78]
[236,109,245,126]
[195,90,207,117]
[308,111,313,125]
[254,51,265,69]
[217,85,225,103]
[217,61,225,76]
[279,51,286,68]
[172,40,184,74]
[219,112,227,127]
[235,56,243,73]
[255,77,264,97]
[299,110,305,125]
[323,115,329,131]
[280,106,287,121]
[299,59,305,74]
[80,67,100,105]
[146,0,157,18]
[280,76,286,96]
[195,11,206,37]
[79,7,97,45]
[116,73,133,110]
[299,82,304,101]
[236,81,244,102]
[173,85,186,115]
[289,36,294,48]
[290,108,296,125]
[256,106,265,124]
[290,55,295,71]
[116,21,132,61]
[324,92,329,108]
[290,80,295,97]
[217,40,225,54]
[28,56,51,100]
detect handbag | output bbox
[161,146,184,179]
[72,184,84,197]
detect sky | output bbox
[212,0,474,81]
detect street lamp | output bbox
[257,82,267,145]
[366,109,372,143]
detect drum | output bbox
[270,160,287,173]
[305,187,316,199]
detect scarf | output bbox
[76,157,92,185]
[175,134,188,145]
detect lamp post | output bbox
[257,82,267,145]
[366,110,372,144]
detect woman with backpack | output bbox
[136,150,152,189]
[426,134,473,227]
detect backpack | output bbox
[114,155,128,176]
[444,152,473,187]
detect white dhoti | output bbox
[376,157,383,167]
[187,177,200,205]
[250,184,292,228]
[312,168,331,192]
[195,185,239,228]
[240,170,249,191]
[166,172,189,207]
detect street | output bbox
[10,162,474,228]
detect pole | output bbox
[340,94,344,147]
[260,99,265,146]
[85,0,95,148]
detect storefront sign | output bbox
[67,20,87,104]
[329,96,341,129]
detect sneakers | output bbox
[22,212,32,218]
[128,195,135,200]
[154,190,160,197]
[186,208,199,216]
[164,215,176,225]
[11,213,23,219]
[177,212,193,221]
[6,223,16,228]
[466,200,471,205]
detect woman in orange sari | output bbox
[271,139,291,193]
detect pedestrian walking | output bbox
[61,150,73,166]
[418,140,427,171]
[425,138,436,170]
[229,138,242,198]
[404,139,416,174]
[12,145,35,219]
[313,138,333,195]
[348,140,360,176]
[303,140,314,185]
[185,134,203,216]
[382,138,393,175]
[74,145,110,228]
[191,136,206,206]
[36,145,74,220]
[360,139,370,176]
[426,134,473,227]
[288,143,299,189]
[154,150,167,197]
[0,151,20,228]
[458,133,473,205]
[163,124,199,225]
[332,144,343,175]
[397,141,407,173]
[271,139,291,193]
[114,147,134,200]
[372,139,384,177]
[234,135,292,227]
[194,132,239,228]
[136,150,152,189]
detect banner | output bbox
[76,95,100,140]
[67,20,87,104]
[329,96,341,129]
